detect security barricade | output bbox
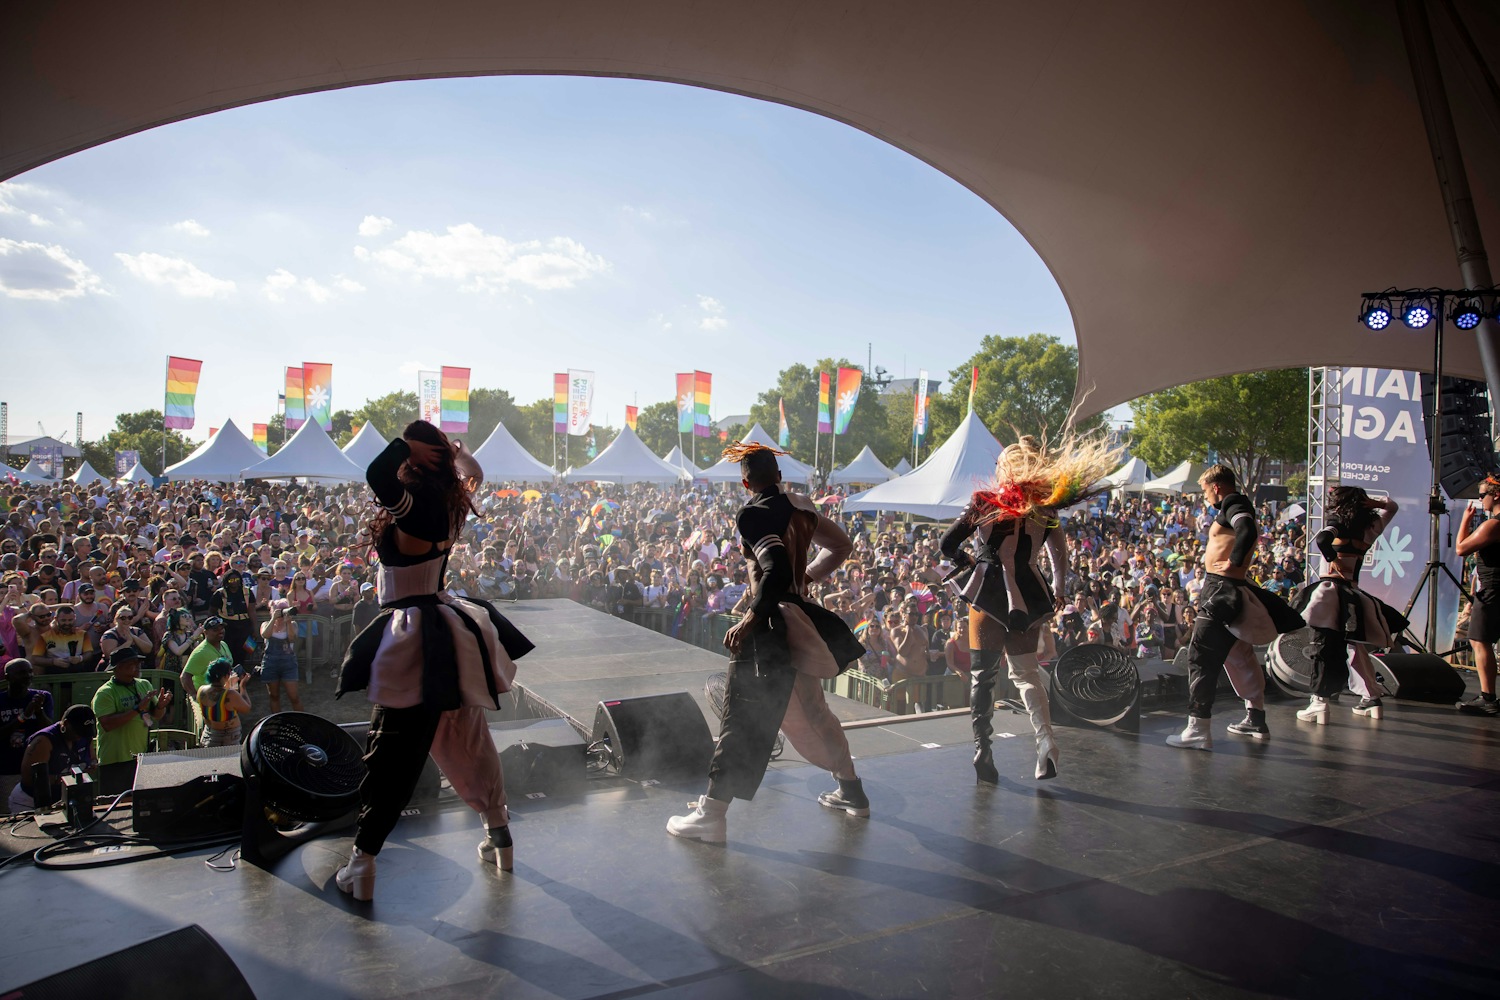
[32,667,196,733]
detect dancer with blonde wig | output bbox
[940,432,1119,782]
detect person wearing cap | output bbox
[180,616,232,723]
[8,704,96,814]
[91,646,170,766]
[351,582,378,634]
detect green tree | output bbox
[925,334,1100,448]
[458,387,521,453]
[746,358,892,475]
[634,401,682,456]
[1128,368,1307,492]
[513,397,559,468]
[352,391,419,445]
[265,413,286,456]
[79,410,194,476]
[329,409,356,446]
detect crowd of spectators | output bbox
[0,471,1308,808]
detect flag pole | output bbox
[161,356,168,474]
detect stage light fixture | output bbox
[1451,297,1483,330]
[1360,299,1392,331]
[1402,297,1434,329]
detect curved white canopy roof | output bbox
[246,419,365,482]
[166,420,268,482]
[341,422,390,470]
[470,420,555,483]
[698,424,815,485]
[842,410,1002,519]
[564,426,690,485]
[829,446,897,486]
[4,436,81,459]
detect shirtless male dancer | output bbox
[667,444,868,843]
[1167,465,1304,750]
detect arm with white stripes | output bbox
[367,439,415,520]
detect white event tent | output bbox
[829,445,897,486]
[341,422,389,470]
[697,424,815,485]
[892,457,913,476]
[1103,456,1152,492]
[120,462,155,484]
[245,420,365,482]
[471,420,555,483]
[1142,460,1208,495]
[3,463,55,485]
[662,445,699,477]
[20,458,54,479]
[564,427,691,485]
[166,420,267,482]
[68,461,108,486]
[842,410,1003,519]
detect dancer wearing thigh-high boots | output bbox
[1297,487,1407,723]
[332,421,535,901]
[940,434,1118,782]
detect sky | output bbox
[0,75,1081,446]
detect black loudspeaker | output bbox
[1420,374,1495,500]
[591,692,714,781]
[1369,652,1468,704]
[132,745,244,838]
[11,924,255,999]
[491,717,587,797]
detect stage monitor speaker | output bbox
[591,692,713,781]
[1420,374,1495,500]
[11,924,255,1000]
[340,720,441,804]
[132,745,244,838]
[492,717,587,796]
[1370,652,1468,704]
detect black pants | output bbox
[706,630,798,803]
[1312,628,1351,697]
[1185,575,1244,719]
[354,703,443,855]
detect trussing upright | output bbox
[1306,366,1343,568]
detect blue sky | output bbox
[0,75,1078,445]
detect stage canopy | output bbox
[341,422,389,470]
[470,420,555,483]
[698,425,815,485]
[166,420,267,482]
[3,436,81,459]
[1142,460,1209,496]
[829,446,898,486]
[4,2,1499,412]
[564,426,690,485]
[842,410,1002,519]
[246,420,365,482]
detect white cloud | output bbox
[620,204,656,223]
[172,219,210,237]
[358,215,393,237]
[700,316,728,331]
[697,294,727,331]
[0,182,54,227]
[0,239,104,301]
[355,223,609,293]
[263,267,365,303]
[115,251,235,297]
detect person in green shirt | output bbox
[91,646,171,766]
[179,616,232,731]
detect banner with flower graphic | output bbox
[834,367,862,436]
[303,362,333,431]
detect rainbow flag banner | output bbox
[285,367,306,431]
[440,366,470,433]
[553,373,568,434]
[693,371,712,438]
[913,367,930,443]
[253,423,269,453]
[834,367,863,435]
[817,372,832,434]
[625,405,639,431]
[303,362,333,431]
[676,373,694,433]
[778,398,790,447]
[164,356,202,430]
[967,365,979,413]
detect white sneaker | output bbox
[1166,717,1213,751]
[667,795,727,843]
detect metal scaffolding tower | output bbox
[1306,367,1342,569]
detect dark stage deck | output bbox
[3,605,1500,999]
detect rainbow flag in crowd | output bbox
[778,398,790,447]
[676,373,695,434]
[553,373,568,434]
[817,372,832,433]
[440,366,470,433]
[967,365,978,413]
[303,362,333,431]
[285,367,306,430]
[834,367,862,435]
[164,356,202,430]
[252,423,269,453]
[625,405,638,431]
[693,371,712,438]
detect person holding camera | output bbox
[196,657,252,747]
[260,599,303,713]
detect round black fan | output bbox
[240,712,365,866]
[1050,643,1140,727]
[1267,629,1323,696]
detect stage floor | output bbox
[4,691,1499,998]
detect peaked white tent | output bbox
[166,420,267,482]
[1103,456,1152,492]
[697,424,815,485]
[662,445,699,476]
[1142,460,1208,495]
[892,457,913,476]
[564,426,690,485]
[120,462,155,484]
[341,422,389,470]
[471,420,555,483]
[2,463,54,485]
[841,410,1003,519]
[245,419,365,482]
[20,458,54,479]
[68,460,108,486]
[829,445,897,485]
